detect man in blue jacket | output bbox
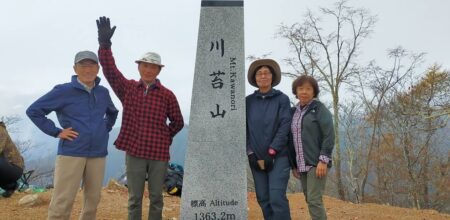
[26,50,118,220]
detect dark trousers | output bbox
[0,156,22,190]
[126,154,168,220]
[250,156,291,220]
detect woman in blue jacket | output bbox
[289,75,334,220]
[246,59,292,220]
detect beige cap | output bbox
[135,52,165,67]
[247,59,281,88]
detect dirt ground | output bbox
[2,181,449,220]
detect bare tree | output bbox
[277,0,377,200]
[429,149,450,212]
[340,101,367,203]
[383,65,450,209]
[354,47,424,201]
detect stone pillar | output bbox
[180,0,247,219]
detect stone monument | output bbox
[180,0,247,219]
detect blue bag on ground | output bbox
[164,163,183,196]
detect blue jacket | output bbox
[26,75,118,157]
[246,89,292,160]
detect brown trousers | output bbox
[47,155,105,220]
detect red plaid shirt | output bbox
[98,47,184,161]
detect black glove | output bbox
[96,16,116,47]
[264,158,275,172]
[248,153,259,170]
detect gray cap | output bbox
[74,50,99,64]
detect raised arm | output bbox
[97,16,128,101]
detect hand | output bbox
[248,153,258,170]
[264,158,274,172]
[96,16,116,47]
[57,127,79,141]
[292,169,300,179]
[267,147,277,157]
[316,161,328,178]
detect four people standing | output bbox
[11,16,334,220]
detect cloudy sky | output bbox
[1,0,449,134]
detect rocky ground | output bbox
[1,181,449,220]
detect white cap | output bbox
[135,52,165,67]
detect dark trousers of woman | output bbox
[0,156,22,191]
[250,156,291,220]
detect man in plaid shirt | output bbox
[96,16,184,220]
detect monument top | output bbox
[201,0,243,7]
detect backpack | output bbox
[164,163,183,196]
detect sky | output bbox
[1,0,449,137]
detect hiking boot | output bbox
[1,189,15,198]
[1,182,18,198]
